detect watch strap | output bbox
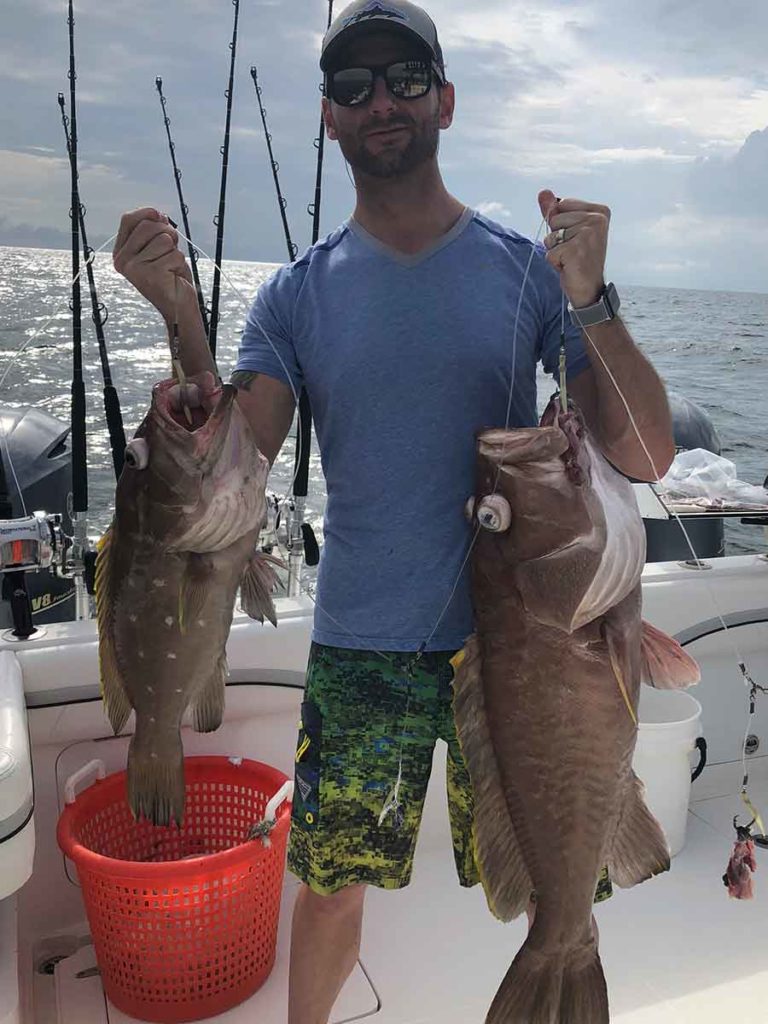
[568,282,620,328]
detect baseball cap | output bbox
[320,0,445,78]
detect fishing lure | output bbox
[724,816,757,899]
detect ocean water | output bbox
[0,245,766,559]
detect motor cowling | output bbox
[644,392,725,563]
[0,406,75,625]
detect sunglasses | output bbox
[327,60,443,108]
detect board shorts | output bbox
[287,642,613,906]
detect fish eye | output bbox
[124,438,150,470]
[476,495,512,533]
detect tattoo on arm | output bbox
[230,370,261,392]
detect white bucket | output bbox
[631,687,706,857]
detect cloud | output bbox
[689,127,768,219]
[1,0,767,291]
[475,201,513,220]
[0,219,74,249]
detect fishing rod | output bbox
[248,61,318,590]
[279,0,336,591]
[65,0,90,621]
[307,0,335,247]
[57,93,126,482]
[249,66,298,263]
[208,0,241,359]
[155,77,210,337]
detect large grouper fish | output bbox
[96,371,278,826]
[452,395,700,1024]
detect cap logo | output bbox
[343,2,409,28]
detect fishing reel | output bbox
[259,491,320,599]
[0,511,68,639]
[0,511,61,576]
[260,493,319,565]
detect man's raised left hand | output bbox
[538,189,610,309]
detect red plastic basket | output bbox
[57,756,292,1023]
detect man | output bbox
[113,2,675,1021]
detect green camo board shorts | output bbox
[287,642,613,905]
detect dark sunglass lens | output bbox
[387,61,431,99]
[331,68,374,107]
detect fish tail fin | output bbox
[127,730,185,827]
[641,620,701,688]
[486,940,608,1024]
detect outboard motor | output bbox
[644,391,725,563]
[0,406,75,626]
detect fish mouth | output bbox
[478,426,569,466]
[152,372,231,439]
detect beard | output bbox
[339,108,441,179]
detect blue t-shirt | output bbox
[235,209,591,652]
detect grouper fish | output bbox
[96,371,278,826]
[452,395,700,1024]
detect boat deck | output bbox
[40,758,768,1023]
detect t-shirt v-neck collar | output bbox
[347,207,474,268]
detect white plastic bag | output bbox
[660,449,768,507]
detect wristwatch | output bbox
[568,282,621,329]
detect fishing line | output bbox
[179,217,768,834]
[1,227,351,647]
[0,232,120,518]
[16,212,763,835]
[171,227,309,499]
[579,316,754,666]
[582,313,766,825]
[0,233,117,393]
[170,230,416,673]
[171,216,589,827]
[566,273,766,829]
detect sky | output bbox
[1,0,767,292]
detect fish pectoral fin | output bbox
[192,653,227,733]
[240,552,281,627]
[95,525,132,734]
[515,546,597,633]
[607,771,670,888]
[451,633,533,922]
[641,620,701,689]
[179,553,213,633]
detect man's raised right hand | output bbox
[112,207,195,323]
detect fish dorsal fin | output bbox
[95,526,132,734]
[641,620,701,689]
[240,552,281,627]
[451,633,533,921]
